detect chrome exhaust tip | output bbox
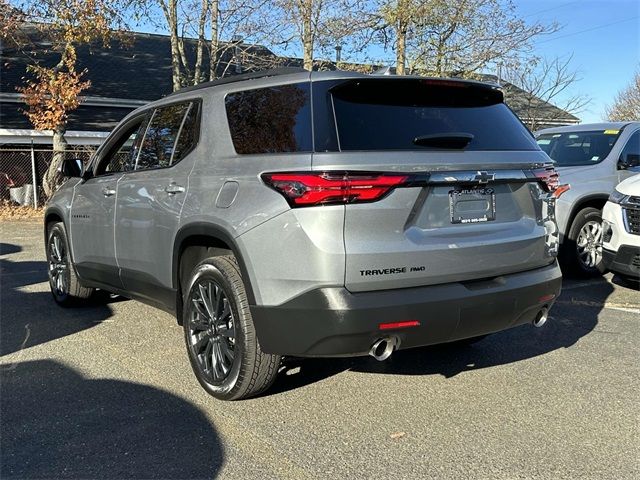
[369,337,397,361]
[533,307,549,328]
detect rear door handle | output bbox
[165,183,185,195]
[102,187,116,197]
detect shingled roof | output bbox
[477,74,580,128]
[1,25,579,133]
[0,25,288,131]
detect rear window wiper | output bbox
[413,133,474,149]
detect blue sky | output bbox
[513,0,639,122]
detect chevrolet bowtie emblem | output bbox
[473,171,494,184]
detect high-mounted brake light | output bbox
[262,172,409,207]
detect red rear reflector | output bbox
[378,320,420,331]
[538,294,556,303]
[262,172,409,207]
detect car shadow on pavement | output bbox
[0,256,122,356]
[1,360,223,479]
[611,273,640,290]
[271,277,615,395]
[0,243,22,255]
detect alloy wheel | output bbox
[576,220,603,270]
[48,232,69,296]
[186,280,236,383]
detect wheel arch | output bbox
[43,207,65,243]
[173,223,256,325]
[564,194,609,238]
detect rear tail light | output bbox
[533,166,560,193]
[533,166,569,197]
[262,172,409,207]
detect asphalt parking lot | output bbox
[1,221,639,479]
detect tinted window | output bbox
[620,130,640,157]
[329,79,537,151]
[136,103,190,170]
[536,130,620,166]
[173,103,200,162]
[97,118,148,175]
[225,83,312,154]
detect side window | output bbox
[96,117,148,176]
[173,103,199,163]
[225,83,312,154]
[136,103,190,171]
[620,130,640,157]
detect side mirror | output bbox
[618,153,640,170]
[59,158,83,178]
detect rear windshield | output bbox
[329,79,538,151]
[536,130,621,166]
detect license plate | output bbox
[449,187,496,224]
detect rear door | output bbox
[115,100,200,305]
[313,78,556,292]
[69,115,147,288]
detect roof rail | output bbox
[370,66,393,76]
[165,67,308,97]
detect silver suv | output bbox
[45,69,562,400]
[536,122,640,276]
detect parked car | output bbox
[602,173,640,282]
[536,122,640,276]
[46,69,562,400]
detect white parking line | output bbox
[562,280,611,290]
[605,306,640,314]
[556,299,640,312]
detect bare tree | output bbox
[149,0,289,90]
[269,0,370,71]
[606,69,640,121]
[375,0,424,75]
[156,0,183,90]
[373,0,557,76]
[503,55,590,131]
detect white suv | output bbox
[602,173,640,281]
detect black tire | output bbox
[560,207,606,277]
[46,222,94,306]
[182,256,280,400]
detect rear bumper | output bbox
[251,262,562,357]
[603,246,640,279]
